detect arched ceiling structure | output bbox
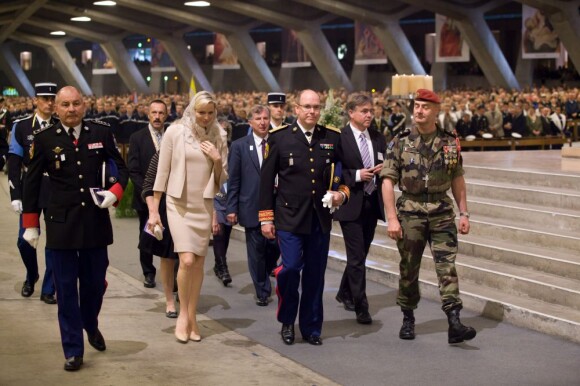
[0,0,578,95]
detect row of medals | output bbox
[443,145,457,174]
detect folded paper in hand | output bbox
[90,187,105,206]
[144,223,164,241]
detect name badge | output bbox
[378,152,384,161]
[250,145,254,151]
[88,142,103,150]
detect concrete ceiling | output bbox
[0,0,525,44]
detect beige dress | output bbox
[154,123,228,256]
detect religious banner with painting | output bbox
[435,14,470,63]
[522,5,561,59]
[281,29,311,68]
[354,22,387,65]
[92,43,116,74]
[151,39,176,72]
[213,33,240,69]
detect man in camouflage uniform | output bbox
[380,88,476,344]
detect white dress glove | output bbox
[96,190,118,208]
[11,200,23,214]
[23,228,39,249]
[321,191,339,214]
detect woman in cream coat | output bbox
[148,91,228,343]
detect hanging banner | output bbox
[92,43,116,74]
[522,5,561,59]
[435,15,469,63]
[213,33,240,69]
[282,29,310,68]
[151,39,176,72]
[354,22,387,65]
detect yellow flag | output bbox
[189,76,196,100]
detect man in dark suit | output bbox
[259,89,350,346]
[227,105,279,306]
[21,86,128,371]
[128,99,168,288]
[334,93,386,325]
[7,82,59,303]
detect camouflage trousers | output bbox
[395,197,462,313]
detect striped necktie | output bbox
[359,133,375,195]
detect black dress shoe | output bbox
[40,293,57,304]
[335,293,355,312]
[356,310,373,325]
[304,335,323,346]
[143,274,156,288]
[281,324,295,345]
[256,297,268,307]
[88,329,106,351]
[64,356,83,371]
[21,276,39,298]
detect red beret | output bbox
[415,89,441,104]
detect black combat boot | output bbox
[446,308,476,344]
[399,309,415,340]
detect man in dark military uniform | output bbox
[388,103,406,136]
[380,88,476,345]
[7,83,59,303]
[259,89,349,346]
[0,97,11,158]
[267,92,293,130]
[21,86,128,371]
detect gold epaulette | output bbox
[322,125,341,134]
[258,209,274,222]
[269,124,288,134]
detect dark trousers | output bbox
[137,210,155,277]
[338,194,380,313]
[276,215,330,338]
[18,214,55,295]
[213,224,232,263]
[50,247,109,358]
[245,226,279,299]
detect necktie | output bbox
[40,121,47,129]
[359,133,375,195]
[155,131,162,147]
[68,127,77,145]
[304,131,312,144]
[261,138,266,159]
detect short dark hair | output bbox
[150,99,167,112]
[346,93,373,112]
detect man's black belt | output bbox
[401,191,448,203]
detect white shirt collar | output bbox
[350,123,369,140]
[296,121,314,136]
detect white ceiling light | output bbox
[71,16,91,22]
[93,1,117,5]
[184,1,211,6]
[50,31,66,36]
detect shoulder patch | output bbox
[32,125,53,136]
[86,119,110,127]
[13,114,33,124]
[269,124,289,134]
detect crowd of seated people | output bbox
[1,85,578,148]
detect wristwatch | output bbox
[460,212,470,218]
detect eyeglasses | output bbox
[297,104,322,112]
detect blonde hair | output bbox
[179,91,222,147]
